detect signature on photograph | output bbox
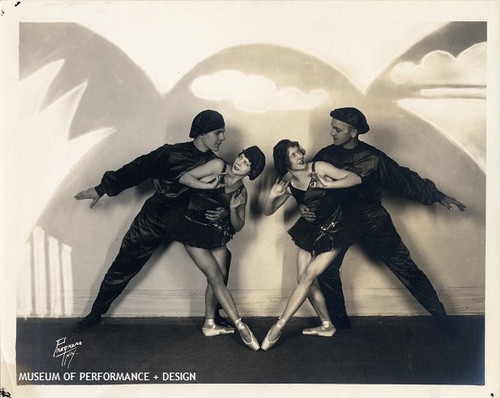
[53,337,82,369]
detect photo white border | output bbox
[1,1,499,397]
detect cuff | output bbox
[94,184,106,197]
[433,190,446,203]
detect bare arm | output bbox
[263,176,292,216]
[229,187,247,232]
[179,159,226,189]
[314,161,362,189]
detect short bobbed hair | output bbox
[272,139,304,176]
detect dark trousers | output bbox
[318,205,448,322]
[90,195,231,315]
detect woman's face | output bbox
[286,145,306,171]
[232,153,252,177]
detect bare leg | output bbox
[296,250,332,323]
[184,246,239,321]
[202,248,234,336]
[262,248,339,349]
[280,248,339,323]
[184,246,258,349]
[204,247,228,320]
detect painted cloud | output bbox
[390,43,486,171]
[390,42,486,88]
[191,70,329,113]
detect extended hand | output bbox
[74,187,102,209]
[230,190,246,209]
[270,176,290,196]
[205,207,228,221]
[298,204,316,222]
[440,195,466,211]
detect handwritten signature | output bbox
[53,337,82,369]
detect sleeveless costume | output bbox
[166,164,244,250]
[287,163,353,255]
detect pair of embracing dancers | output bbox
[73,108,466,351]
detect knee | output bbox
[206,270,225,286]
[297,270,317,286]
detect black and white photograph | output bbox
[1,1,499,397]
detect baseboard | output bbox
[17,286,484,318]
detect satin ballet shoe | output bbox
[261,319,286,351]
[234,318,260,351]
[302,321,336,337]
[202,323,235,337]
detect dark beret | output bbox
[242,146,266,180]
[189,110,225,138]
[330,107,370,134]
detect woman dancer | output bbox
[167,146,265,351]
[261,139,361,351]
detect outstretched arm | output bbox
[263,176,292,216]
[179,158,226,189]
[314,161,362,189]
[98,144,172,197]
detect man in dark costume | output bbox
[303,107,466,336]
[73,110,231,332]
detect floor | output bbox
[15,316,484,385]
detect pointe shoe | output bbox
[202,323,235,337]
[302,321,336,337]
[261,319,285,351]
[234,319,260,351]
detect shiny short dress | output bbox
[166,168,243,250]
[287,163,353,255]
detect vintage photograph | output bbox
[1,1,499,397]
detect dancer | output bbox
[306,107,465,336]
[73,110,231,332]
[261,139,361,351]
[164,146,265,350]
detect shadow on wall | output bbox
[20,23,485,317]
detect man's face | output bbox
[330,118,357,147]
[201,128,225,152]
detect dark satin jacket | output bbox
[313,142,445,209]
[94,141,218,205]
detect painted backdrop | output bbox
[8,7,486,319]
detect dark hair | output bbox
[189,110,225,138]
[272,139,303,176]
[241,146,266,180]
[330,107,370,134]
